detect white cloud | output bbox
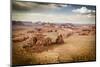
[72,7,95,14]
[13,2,66,11]
[92,10,96,12]
[12,12,95,24]
[58,4,68,7]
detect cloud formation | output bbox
[13,1,68,12]
[12,1,96,24]
[72,7,95,14]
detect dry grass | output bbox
[12,26,96,65]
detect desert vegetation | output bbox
[12,21,96,65]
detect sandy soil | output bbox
[32,35,96,64]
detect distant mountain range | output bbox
[12,20,95,27]
[12,21,33,26]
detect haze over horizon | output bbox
[12,1,96,24]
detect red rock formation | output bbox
[56,34,64,44]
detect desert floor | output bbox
[12,32,96,65]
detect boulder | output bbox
[56,34,64,44]
[44,37,52,46]
[13,35,29,42]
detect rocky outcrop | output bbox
[56,34,64,44]
[13,35,29,42]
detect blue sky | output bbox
[12,1,96,24]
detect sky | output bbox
[12,1,96,24]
